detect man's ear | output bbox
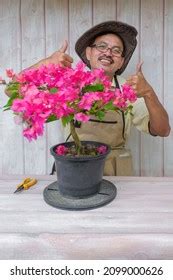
[86,47,91,61]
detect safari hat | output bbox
[75,21,138,75]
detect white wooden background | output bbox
[0,0,172,176]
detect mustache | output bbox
[98,55,114,64]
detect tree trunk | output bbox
[70,121,82,154]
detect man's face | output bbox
[86,33,125,78]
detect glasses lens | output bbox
[111,47,122,56]
[96,43,108,52]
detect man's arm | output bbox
[127,63,171,137]
[143,87,170,136]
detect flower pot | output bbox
[51,141,110,197]
[43,141,117,210]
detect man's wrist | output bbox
[143,87,158,101]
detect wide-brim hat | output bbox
[75,21,138,75]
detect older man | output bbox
[27,21,171,175]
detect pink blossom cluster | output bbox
[96,145,107,155]
[3,62,137,141]
[55,145,69,156]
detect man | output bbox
[24,21,171,175]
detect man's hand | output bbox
[48,40,73,67]
[127,62,153,98]
[127,62,170,137]
[32,40,73,68]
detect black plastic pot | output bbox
[50,141,110,198]
[43,141,117,210]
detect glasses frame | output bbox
[90,43,124,57]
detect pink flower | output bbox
[2,61,137,141]
[23,123,44,141]
[79,92,100,110]
[55,145,68,155]
[121,84,137,102]
[6,69,15,78]
[75,113,90,122]
[97,145,107,154]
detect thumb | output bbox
[136,61,143,75]
[59,40,68,53]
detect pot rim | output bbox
[50,140,110,162]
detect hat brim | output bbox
[75,21,138,75]
[43,179,117,211]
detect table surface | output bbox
[0,175,173,260]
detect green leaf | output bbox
[103,101,114,111]
[46,115,57,123]
[61,115,74,127]
[3,107,11,111]
[3,90,19,110]
[82,83,104,93]
[6,82,20,91]
[96,111,105,121]
[49,87,58,94]
[124,104,134,116]
[128,104,133,111]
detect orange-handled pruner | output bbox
[14,177,37,193]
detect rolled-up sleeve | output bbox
[131,98,150,133]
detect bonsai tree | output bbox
[1,62,137,155]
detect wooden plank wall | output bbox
[0,0,172,176]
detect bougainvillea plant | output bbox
[0,62,137,156]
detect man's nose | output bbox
[104,48,112,55]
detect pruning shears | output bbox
[14,177,37,193]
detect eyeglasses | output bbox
[90,42,123,57]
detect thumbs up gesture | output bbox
[47,40,73,67]
[126,62,153,98]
